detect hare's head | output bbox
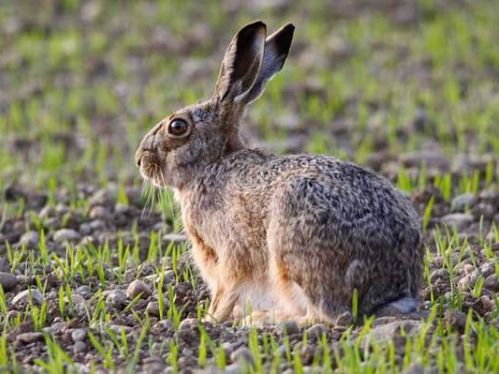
[135,21,294,188]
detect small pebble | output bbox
[18,231,39,247]
[12,289,43,306]
[16,332,44,344]
[306,323,327,338]
[146,301,160,316]
[450,193,476,212]
[440,213,474,229]
[126,280,152,299]
[230,347,255,366]
[0,272,17,291]
[444,309,467,331]
[89,206,112,220]
[484,274,499,292]
[458,269,481,290]
[53,229,81,243]
[280,320,300,335]
[73,341,86,353]
[71,328,87,342]
[106,289,127,309]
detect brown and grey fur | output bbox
[135,21,423,325]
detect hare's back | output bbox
[265,154,421,241]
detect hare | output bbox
[135,21,423,325]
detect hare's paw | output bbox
[242,310,306,327]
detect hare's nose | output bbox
[135,148,143,167]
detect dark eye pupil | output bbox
[169,119,188,135]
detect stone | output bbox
[178,318,198,330]
[450,193,476,212]
[335,311,354,326]
[89,206,112,220]
[363,320,423,345]
[230,347,255,366]
[480,262,495,278]
[162,233,188,246]
[71,328,87,342]
[440,213,474,229]
[0,272,17,291]
[126,280,152,299]
[146,302,160,317]
[473,295,494,316]
[458,269,481,290]
[12,289,43,306]
[305,323,327,338]
[280,320,300,335]
[484,274,499,292]
[16,332,44,344]
[106,289,127,309]
[53,229,81,243]
[73,341,86,353]
[444,309,467,331]
[18,231,39,247]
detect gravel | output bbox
[0,272,17,291]
[53,229,82,243]
[126,280,152,299]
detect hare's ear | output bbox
[242,23,294,104]
[215,21,266,102]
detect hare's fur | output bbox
[136,22,423,325]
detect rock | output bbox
[440,213,474,229]
[76,285,91,299]
[363,320,423,345]
[126,280,152,299]
[146,302,160,317]
[335,311,354,326]
[444,309,467,331]
[220,342,236,357]
[225,363,242,374]
[430,268,449,283]
[39,206,55,219]
[480,262,495,278]
[15,275,28,285]
[89,187,117,207]
[43,322,66,334]
[0,272,17,291]
[484,274,499,292]
[305,324,327,338]
[12,289,43,307]
[89,206,112,220]
[472,203,495,219]
[280,320,300,335]
[400,151,449,170]
[162,233,188,246]
[450,193,476,212]
[54,229,81,243]
[178,318,198,331]
[401,363,427,374]
[230,347,255,366]
[18,231,39,247]
[73,341,86,353]
[71,328,87,342]
[473,295,494,316]
[16,332,44,344]
[458,269,481,290]
[106,290,127,309]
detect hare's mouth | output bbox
[138,152,166,187]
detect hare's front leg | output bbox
[204,285,239,323]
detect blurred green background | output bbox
[0,0,497,194]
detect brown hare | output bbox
[135,21,423,326]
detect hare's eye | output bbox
[168,118,190,137]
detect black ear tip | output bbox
[242,20,267,33]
